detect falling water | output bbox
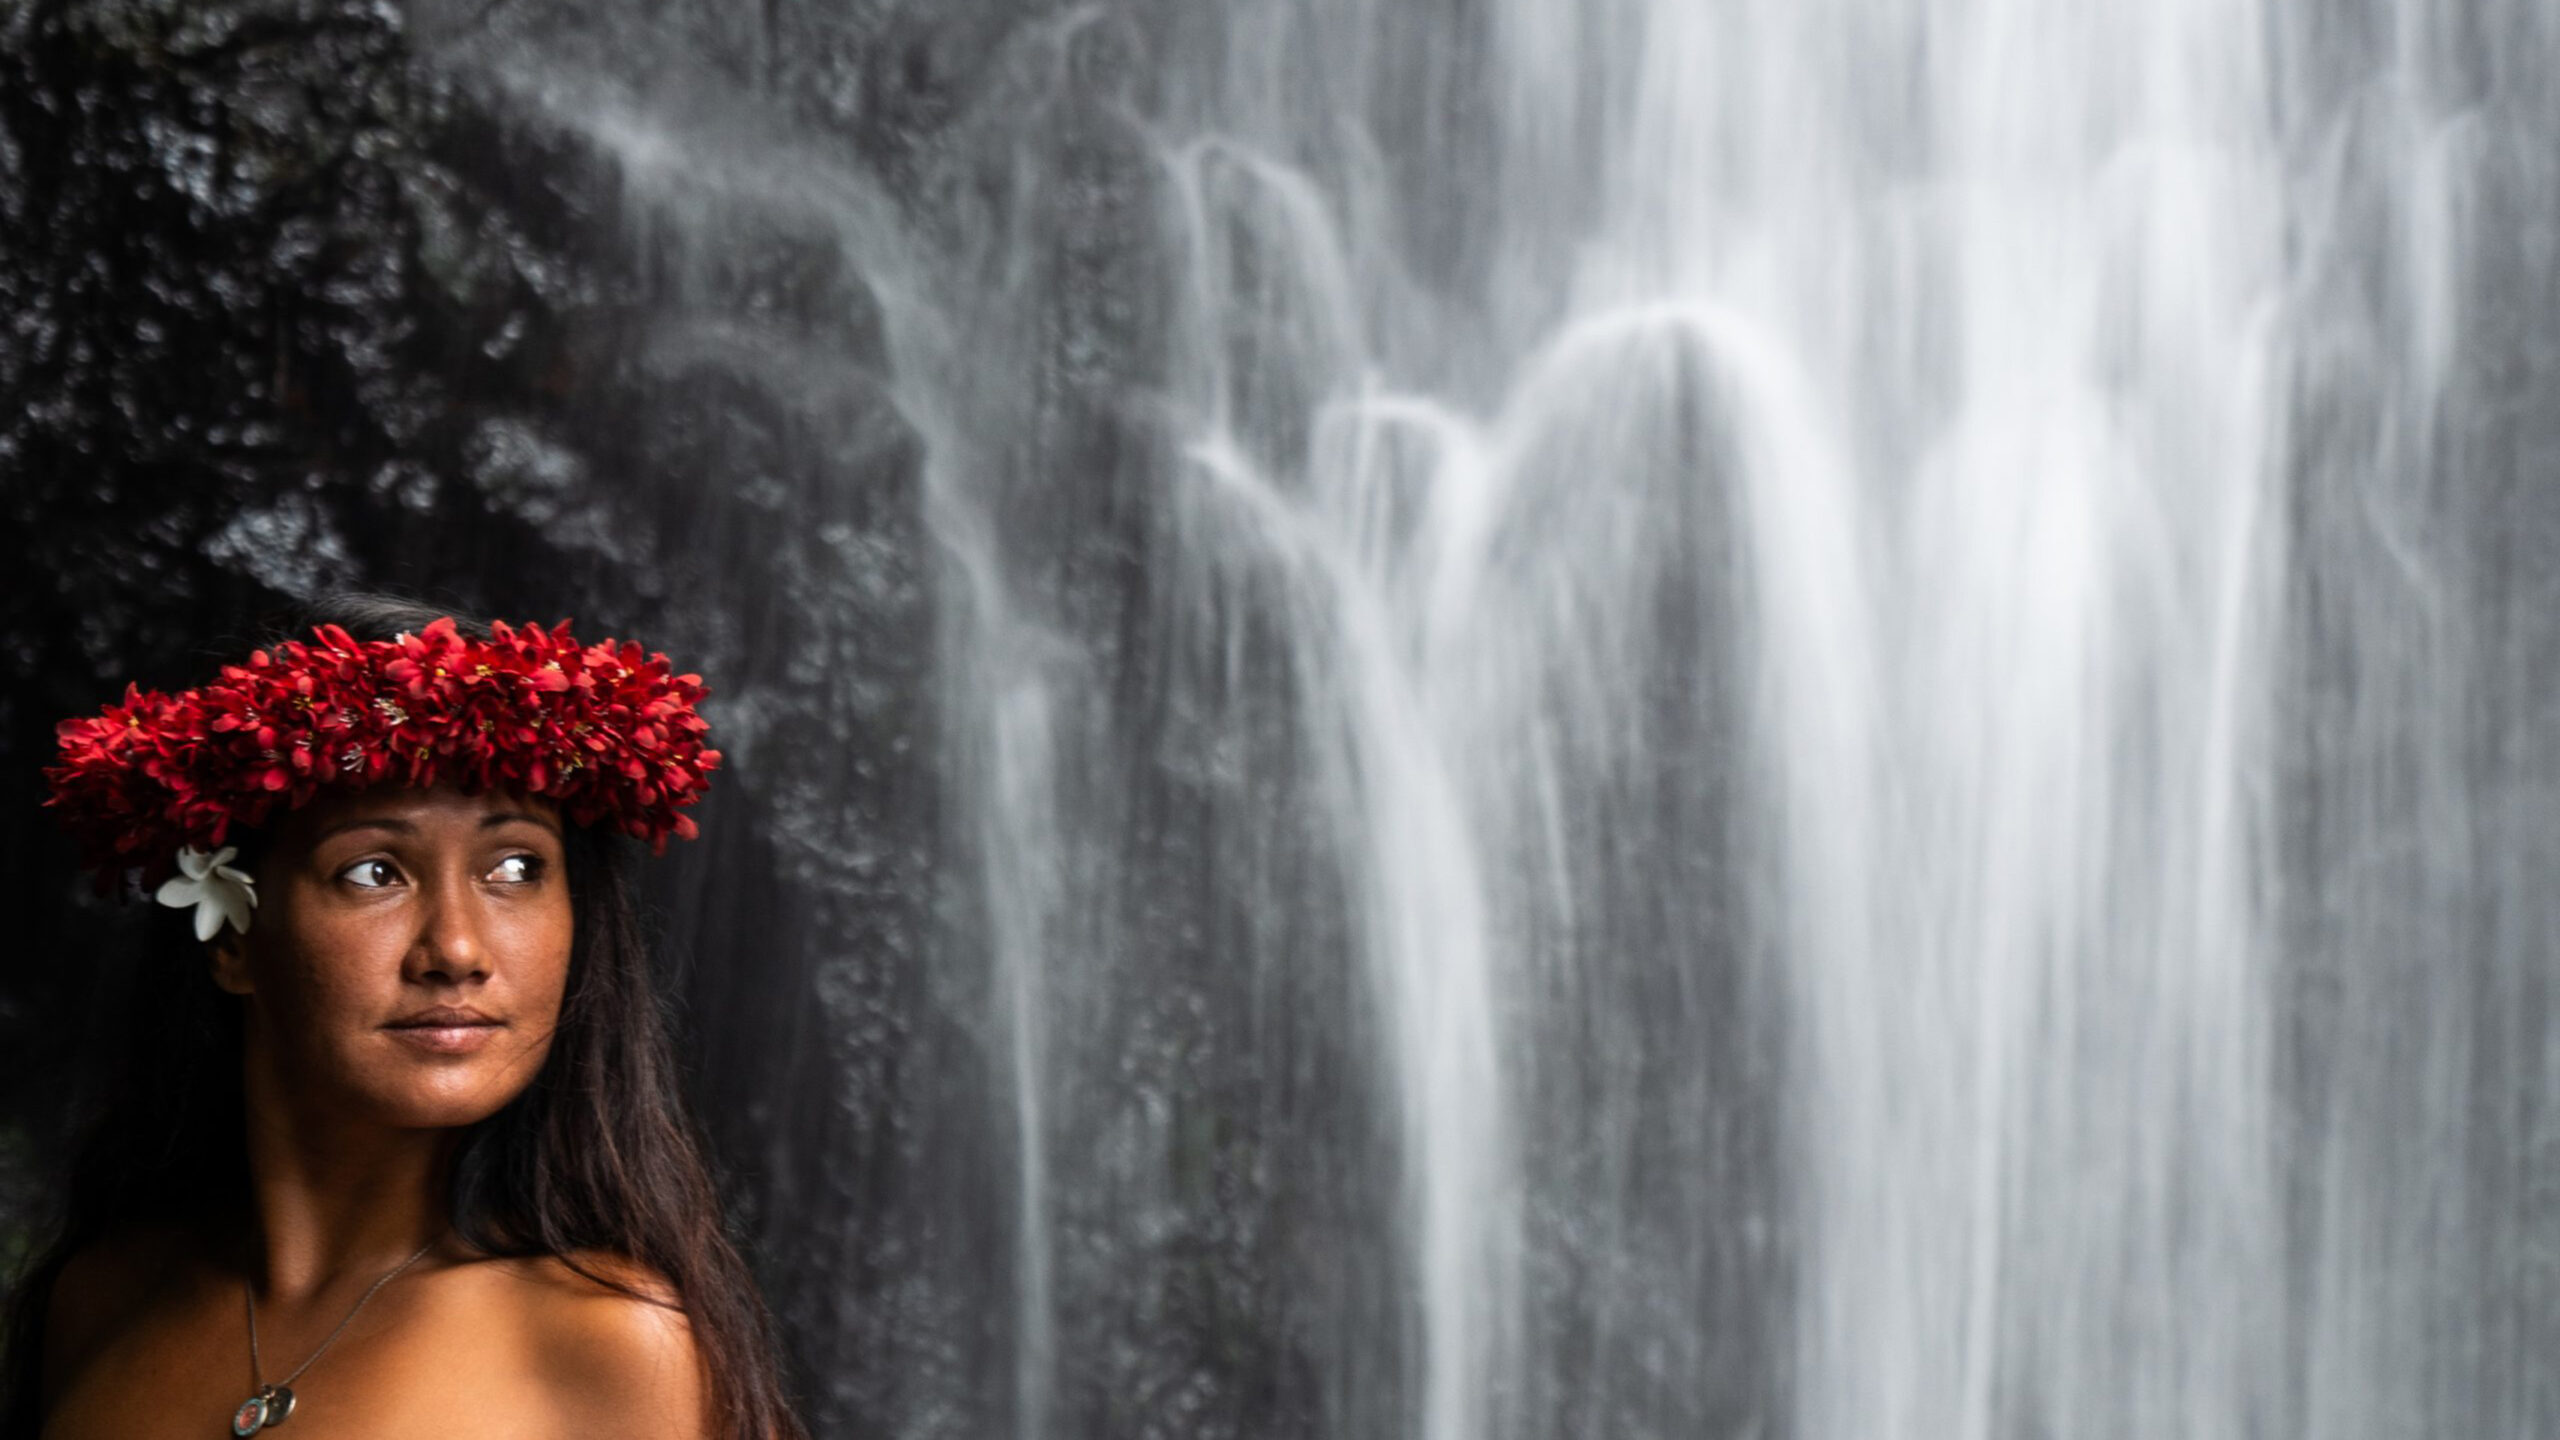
[1146,4,2287,1437]
[429,0,2555,1435]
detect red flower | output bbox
[44,619,722,883]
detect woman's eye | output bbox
[490,854,544,884]
[342,859,402,889]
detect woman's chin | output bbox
[357,1041,548,1127]
[372,1087,528,1131]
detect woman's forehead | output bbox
[281,784,565,838]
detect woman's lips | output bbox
[384,1019,504,1055]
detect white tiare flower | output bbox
[156,845,258,941]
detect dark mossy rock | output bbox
[0,2,940,1432]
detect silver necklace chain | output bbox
[246,1238,439,1393]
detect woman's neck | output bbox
[238,1039,457,1301]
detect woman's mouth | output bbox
[386,1024,500,1054]
[384,1007,505,1055]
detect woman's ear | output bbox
[209,931,255,996]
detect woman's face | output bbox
[212,784,573,1131]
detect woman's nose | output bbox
[408,880,493,983]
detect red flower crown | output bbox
[47,617,721,883]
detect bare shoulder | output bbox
[40,1223,194,1393]
[472,1250,709,1440]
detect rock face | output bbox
[0,2,940,1431]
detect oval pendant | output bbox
[262,1385,296,1427]
[231,1395,269,1437]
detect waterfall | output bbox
[1144,4,2288,1437]
[431,0,2552,1435]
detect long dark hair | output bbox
[1,594,803,1439]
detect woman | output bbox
[3,595,804,1439]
